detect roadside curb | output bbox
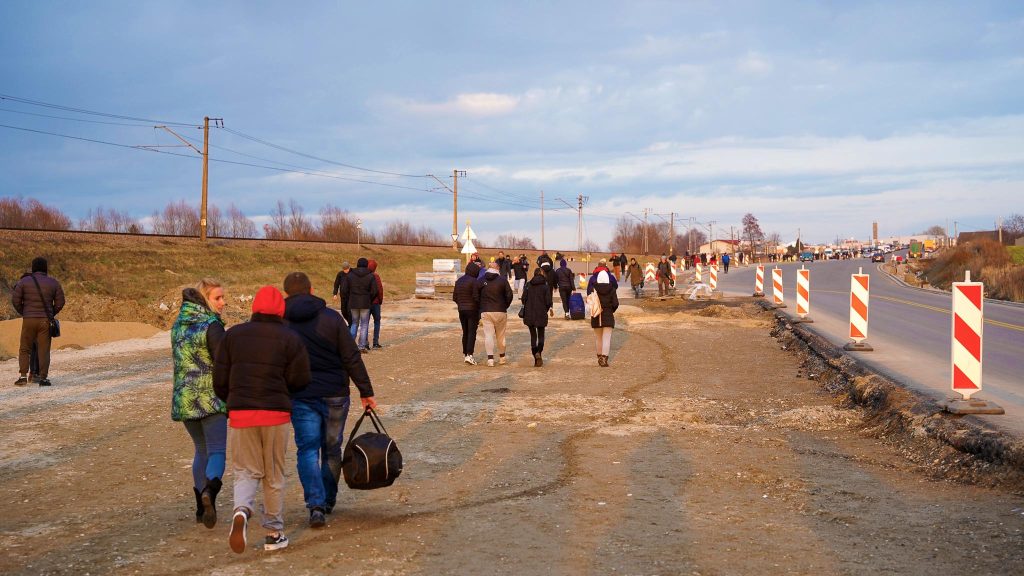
[877,263,1024,310]
[758,300,1024,485]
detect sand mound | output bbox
[0,319,161,360]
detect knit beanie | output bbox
[252,285,285,317]
[597,271,610,284]
[357,257,369,268]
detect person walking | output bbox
[586,258,618,295]
[537,251,555,292]
[496,250,513,282]
[627,258,643,298]
[511,254,529,295]
[722,252,731,274]
[453,261,482,365]
[344,258,378,352]
[475,262,514,367]
[171,279,228,528]
[656,255,672,296]
[214,286,310,553]
[554,259,576,319]
[331,261,352,326]
[521,268,553,366]
[11,257,64,386]
[282,272,377,529]
[617,253,628,278]
[589,270,619,367]
[367,259,384,349]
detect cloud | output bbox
[392,92,521,117]
[737,51,774,75]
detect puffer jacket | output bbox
[284,293,373,399]
[590,281,619,328]
[345,266,378,310]
[12,272,65,319]
[213,314,310,412]
[475,271,513,313]
[453,262,481,311]
[520,274,552,328]
[555,265,575,289]
[171,289,227,421]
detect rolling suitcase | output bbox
[568,292,586,320]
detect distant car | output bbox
[871,252,885,262]
[799,251,814,262]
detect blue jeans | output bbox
[291,397,351,511]
[182,413,227,489]
[350,308,370,349]
[369,304,381,346]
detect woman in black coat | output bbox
[589,270,619,367]
[520,268,553,367]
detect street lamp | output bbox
[356,218,362,247]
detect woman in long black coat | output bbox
[589,270,619,367]
[521,268,553,367]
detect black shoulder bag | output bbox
[29,275,60,338]
[342,407,402,490]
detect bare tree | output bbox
[264,199,316,240]
[0,197,72,230]
[742,213,764,260]
[1003,213,1024,236]
[493,234,537,250]
[920,225,946,236]
[224,204,257,238]
[79,206,142,233]
[581,239,602,253]
[379,220,444,245]
[151,200,200,236]
[319,204,360,242]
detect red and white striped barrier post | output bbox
[753,264,764,297]
[942,271,1003,414]
[695,262,703,284]
[843,267,872,351]
[793,266,813,323]
[771,267,786,308]
[709,264,718,291]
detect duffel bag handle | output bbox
[345,407,390,445]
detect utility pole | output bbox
[707,220,716,254]
[149,117,222,242]
[669,212,675,254]
[578,194,584,254]
[428,170,464,251]
[998,217,1003,244]
[540,190,545,252]
[643,208,651,255]
[954,221,958,246]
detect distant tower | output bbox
[872,222,878,246]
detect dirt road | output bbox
[2,297,1022,575]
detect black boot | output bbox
[192,487,204,523]
[534,352,542,367]
[200,477,222,529]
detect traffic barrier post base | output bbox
[843,341,873,351]
[941,398,1005,415]
[791,316,813,324]
[753,291,764,297]
[771,303,787,309]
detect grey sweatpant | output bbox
[229,423,290,532]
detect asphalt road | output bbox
[708,254,1024,436]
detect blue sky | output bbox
[1,1,1022,248]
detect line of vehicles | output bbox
[798,240,929,264]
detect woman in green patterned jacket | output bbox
[171,278,227,529]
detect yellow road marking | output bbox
[812,291,1024,332]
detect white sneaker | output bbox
[229,510,248,554]
[465,355,477,365]
[499,356,507,365]
[487,359,495,367]
[564,313,570,319]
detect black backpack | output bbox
[342,408,403,490]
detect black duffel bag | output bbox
[342,407,403,490]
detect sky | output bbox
[1,1,1022,248]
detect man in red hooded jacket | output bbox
[367,259,384,349]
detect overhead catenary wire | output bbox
[0,93,197,127]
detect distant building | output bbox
[958,230,1022,246]
[698,239,741,254]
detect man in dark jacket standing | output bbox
[331,261,352,326]
[656,254,673,296]
[282,272,376,529]
[554,259,576,319]
[496,251,513,282]
[453,261,482,365]
[214,286,310,553]
[11,257,65,386]
[343,258,378,353]
[367,259,384,349]
[475,262,514,367]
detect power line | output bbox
[0,122,200,160]
[0,93,197,127]
[0,107,164,128]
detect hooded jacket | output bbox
[590,280,619,329]
[453,262,481,311]
[368,259,384,305]
[171,288,227,421]
[12,272,65,319]
[345,263,379,310]
[284,293,374,399]
[520,274,553,328]
[628,262,643,287]
[586,266,619,294]
[512,257,529,280]
[554,261,575,289]
[475,270,514,313]
[213,313,310,414]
